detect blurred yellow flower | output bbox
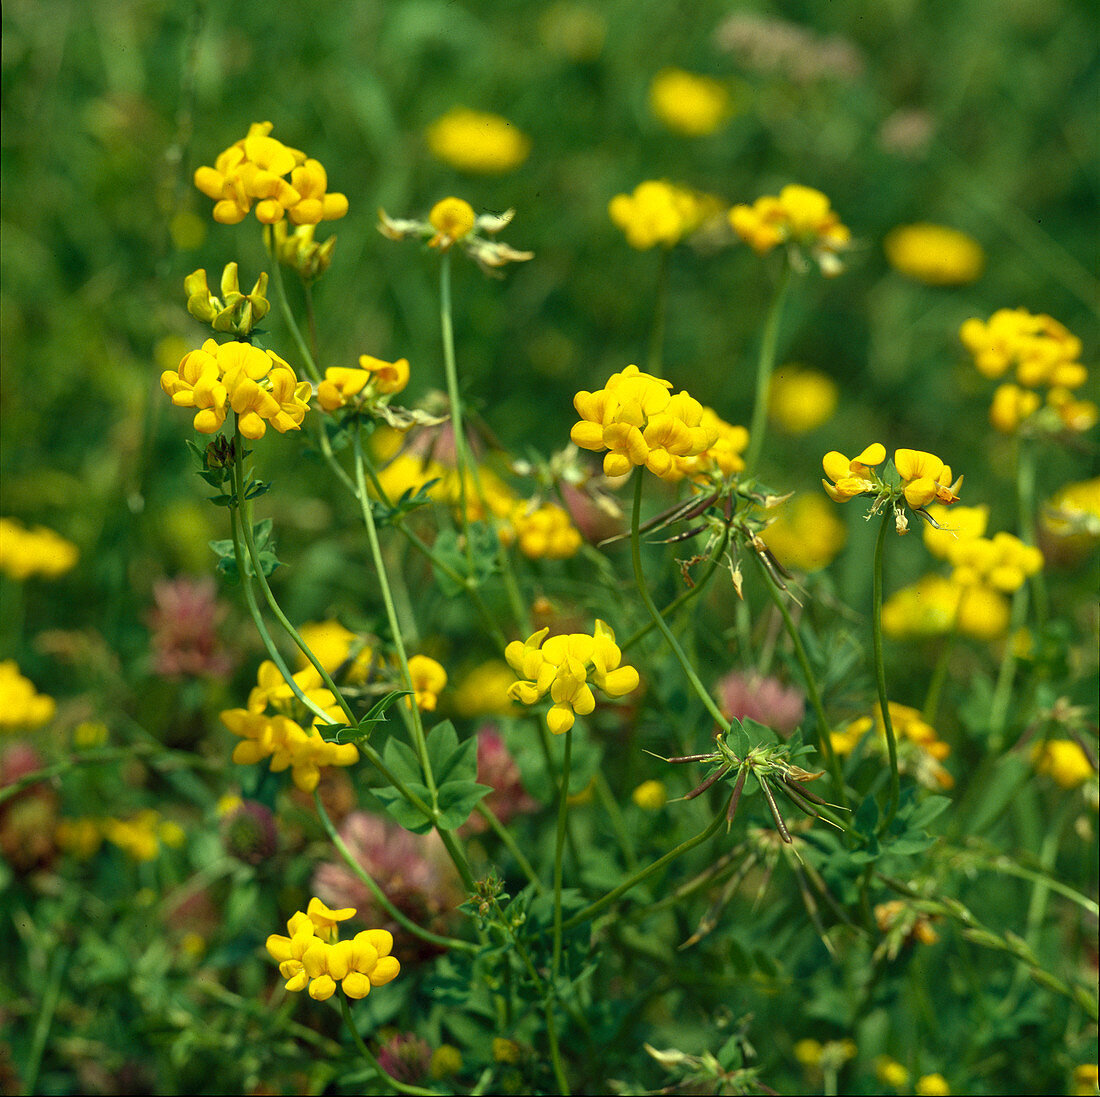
[648,68,731,136]
[730,184,851,274]
[1031,739,1094,789]
[768,365,838,434]
[1042,478,1100,553]
[989,382,1042,434]
[501,500,582,560]
[407,655,447,712]
[833,702,953,789]
[632,779,667,810]
[426,108,531,174]
[884,223,984,285]
[0,660,56,732]
[1073,1064,1098,1096]
[882,574,1010,642]
[760,494,847,572]
[916,1073,951,1096]
[875,1056,910,1089]
[0,518,79,580]
[922,504,989,560]
[608,180,719,250]
[428,196,477,249]
[430,1044,464,1079]
[453,661,517,717]
[297,621,375,684]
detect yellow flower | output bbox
[318,355,410,413]
[608,180,718,250]
[948,532,1043,593]
[768,365,838,434]
[884,223,984,285]
[916,1073,951,1096]
[430,1045,463,1079]
[833,703,953,789]
[0,518,79,581]
[894,449,960,508]
[821,443,886,502]
[922,504,989,560]
[266,902,400,1000]
[102,809,183,862]
[194,122,347,226]
[1042,478,1100,555]
[989,382,1042,434]
[632,780,667,810]
[296,621,375,684]
[55,818,104,859]
[1031,739,1094,789]
[505,620,639,734]
[730,184,851,274]
[407,655,447,712]
[502,500,582,559]
[429,197,477,249]
[570,364,718,480]
[760,494,847,572]
[1072,1064,1098,1096]
[0,660,56,732]
[648,68,731,136]
[668,407,749,482]
[875,1057,910,1089]
[960,308,1083,387]
[793,1039,823,1067]
[882,575,1010,642]
[426,108,531,174]
[492,1037,522,1064]
[453,661,517,718]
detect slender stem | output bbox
[1014,436,1048,624]
[922,595,963,726]
[473,802,545,893]
[338,994,438,1096]
[594,770,638,871]
[314,792,476,952]
[545,1008,571,1096]
[302,279,319,362]
[265,230,320,383]
[630,474,729,731]
[352,427,434,789]
[23,944,69,1094]
[871,510,900,832]
[552,727,573,982]
[561,800,730,932]
[232,428,356,724]
[743,262,792,476]
[988,585,1031,750]
[647,247,670,375]
[754,554,847,806]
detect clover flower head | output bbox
[266,898,400,1001]
[505,620,639,734]
[570,365,718,480]
[648,68,732,136]
[194,122,347,226]
[729,184,851,274]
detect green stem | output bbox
[561,800,729,932]
[314,791,476,953]
[594,770,638,872]
[545,1007,571,1096]
[473,802,545,893]
[265,230,320,383]
[1014,436,1048,625]
[871,509,900,833]
[988,585,1030,750]
[23,944,69,1094]
[338,994,439,1096]
[232,427,356,725]
[921,597,963,726]
[647,247,670,375]
[552,727,573,982]
[743,262,792,476]
[630,474,729,731]
[754,554,847,805]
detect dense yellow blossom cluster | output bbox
[0,660,56,732]
[608,180,721,249]
[667,407,750,482]
[425,108,531,174]
[505,620,639,734]
[296,621,376,684]
[960,309,1096,434]
[318,355,410,413]
[161,338,311,439]
[648,68,732,136]
[729,184,850,273]
[832,701,953,789]
[221,661,357,792]
[0,518,79,580]
[571,365,718,480]
[56,810,186,862]
[266,898,400,1001]
[194,122,348,226]
[501,500,583,559]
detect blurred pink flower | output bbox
[461,726,538,835]
[312,811,462,954]
[715,670,805,737]
[146,576,236,679]
[377,1033,431,1085]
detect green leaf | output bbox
[434,779,492,831]
[341,690,412,743]
[906,794,950,830]
[371,782,434,834]
[426,720,460,774]
[381,735,422,784]
[728,719,752,759]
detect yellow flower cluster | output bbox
[505,620,639,734]
[832,702,953,789]
[407,654,447,712]
[221,661,357,792]
[57,810,186,862]
[266,898,400,1001]
[822,444,961,510]
[768,365,838,434]
[667,407,750,483]
[571,365,719,480]
[318,355,410,413]
[453,661,516,717]
[1030,739,1095,789]
[161,338,311,439]
[947,531,1043,592]
[882,574,1009,642]
[194,122,348,226]
[760,494,847,572]
[1042,477,1100,557]
[959,309,1095,434]
[729,185,851,274]
[426,107,531,174]
[296,620,376,684]
[608,180,720,250]
[884,223,984,286]
[0,660,56,732]
[0,518,79,580]
[501,500,583,559]
[648,68,732,136]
